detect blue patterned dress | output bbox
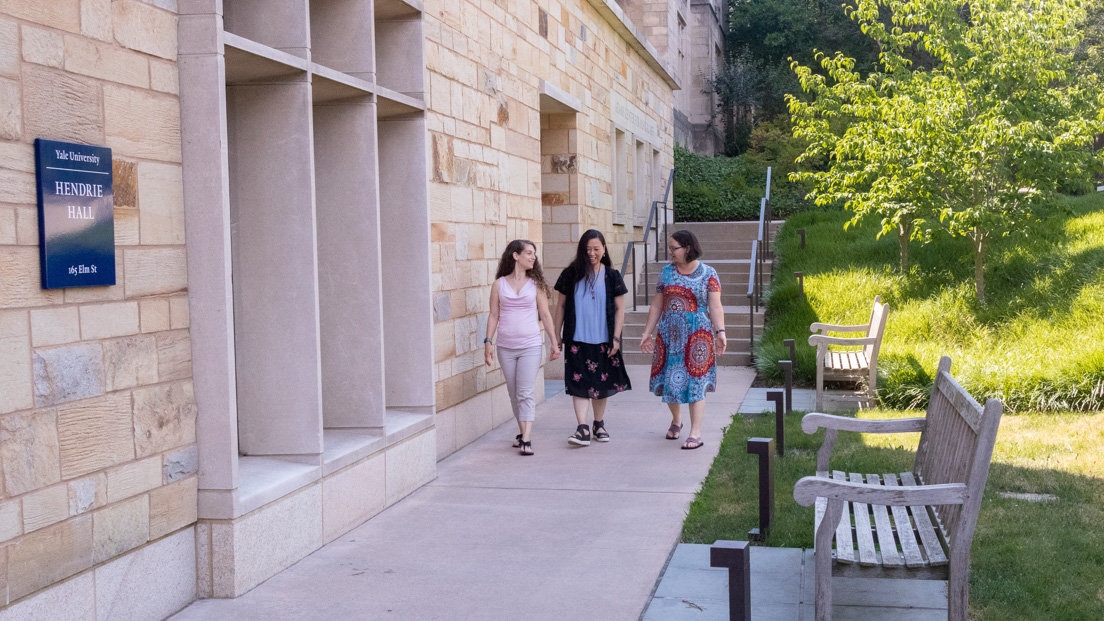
[649,263,721,403]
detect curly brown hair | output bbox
[494,239,551,296]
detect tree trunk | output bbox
[897,218,913,273]
[973,227,986,304]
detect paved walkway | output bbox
[170,365,756,621]
[644,545,948,620]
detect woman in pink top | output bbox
[485,240,560,455]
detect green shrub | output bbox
[672,144,809,222]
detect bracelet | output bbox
[714,329,725,335]
[613,336,622,343]
[484,338,493,345]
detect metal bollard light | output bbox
[798,229,806,249]
[794,271,804,297]
[766,391,784,455]
[778,360,793,415]
[710,540,751,621]
[747,437,775,541]
[784,338,796,365]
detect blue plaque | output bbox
[34,139,116,289]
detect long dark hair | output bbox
[494,239,550,295]
[569,229,612,286]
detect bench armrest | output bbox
[801,413,926,435]
[808,334,878,348]
[793,476,967,507]
[802,413,925,471]
[810,322,869,334]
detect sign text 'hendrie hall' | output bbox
[34,138,116,289]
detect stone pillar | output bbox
[314,100,386,428]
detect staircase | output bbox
[621,221,778,367]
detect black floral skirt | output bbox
[564,341,632,399]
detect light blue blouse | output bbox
[573,266,608,344]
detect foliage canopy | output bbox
[788,0,1104,302]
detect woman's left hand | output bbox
[608,341,620,357]
[714,332,727,355]
[549,344,561,361]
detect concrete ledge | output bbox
[539,79,582,113]
[196,428,436,599]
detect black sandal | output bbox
[519,440,533,456]
[568,424,591,446]
[593,420,610,442]
[513,434,522,448]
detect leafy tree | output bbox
[726,0,880,119]
[789,0,1104,302]
[703,49,762,155]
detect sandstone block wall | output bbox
[425,0,675,448]
[0,0,195,613]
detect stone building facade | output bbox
[0,1,197,618]
[614,0,725,154]
[0,0,676,618]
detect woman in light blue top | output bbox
[553,230,631,446]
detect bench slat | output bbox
[866,474,902,567]
[899,471,949,566]
[832,471,856,563]
[849,472,878,566]
[935,371,982,432]
[883,473,926,567]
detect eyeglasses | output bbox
[667,245,683,252]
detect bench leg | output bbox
[867,367,877,406]
[947,551,969,621]
[814,499,843,621]
[815,347,825,411]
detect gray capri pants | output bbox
[497,345,543,422]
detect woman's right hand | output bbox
[640,333,655,354]
[484,343,494,367]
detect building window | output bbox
[612,126,629,225]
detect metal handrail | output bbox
[621,169,676,311]
[747,239,758,362]
[746,166,773,362]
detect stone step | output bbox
[636,259,770,273]
[622,350,752,366]
[631,292,766,307]
[624,307,765,326]
[620,323,754,339]
[668,221,783,243]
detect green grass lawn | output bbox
[687,193,1104,618]
[683,409,1104,620]
[756,193,1104,412]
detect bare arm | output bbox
[553,292,567,348]
[708,289,726,355]
[610,294,625,356]
[485,281,500,367]
[537,289,560,361]
[639,290,664,353]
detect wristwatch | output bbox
[484,338,493,345]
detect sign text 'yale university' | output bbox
[34,138,116,289]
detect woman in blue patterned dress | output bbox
[639,230,727,449]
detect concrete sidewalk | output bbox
[170,365,755,621]
[644,544,948,621]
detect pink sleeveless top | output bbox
[496,277,543,349]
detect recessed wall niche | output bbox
[178,0,431,573]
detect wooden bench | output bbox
[809,295,890,410]
[792,356,1003,621]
